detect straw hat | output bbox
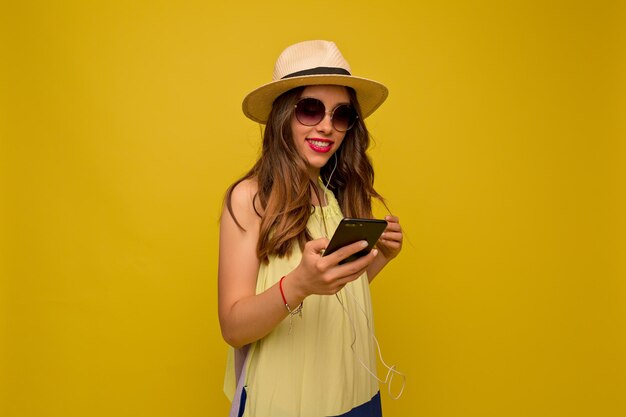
[242,40,388,124]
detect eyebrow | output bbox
[299,96,352,106]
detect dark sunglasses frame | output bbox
[294,97,359,132]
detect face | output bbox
[290,85,351,180]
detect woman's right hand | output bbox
[290,238,379,297]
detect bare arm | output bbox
[217,179,283,348]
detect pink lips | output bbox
[306,138,334,153]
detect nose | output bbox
[316,112,334,134]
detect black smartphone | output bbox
[323,218,388,264]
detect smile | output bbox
[306,138,334,153]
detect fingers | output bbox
[384,215,400,224]
[377,239,402,255]
[333,248,377,279]
[300,238,371,294]
[381,215,402,244]
[320,249,378,294]
[383,216,401,231]
[380,231,403,243]
[300,218,403,295]
[304,237,330,254]
[318,239,368,267]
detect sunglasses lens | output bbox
[332,105,357,132]
[295,98,325,126]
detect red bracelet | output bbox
[279,276,303,316]
[279,276,289,306]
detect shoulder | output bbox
[229,178,258,209]
[222,178,261,231]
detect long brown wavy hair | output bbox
[225,86,385,262]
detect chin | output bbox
[308,156,332,169]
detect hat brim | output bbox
[242,74,388,124]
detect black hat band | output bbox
[281,67,351,79]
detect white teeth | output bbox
[309,140,331,147]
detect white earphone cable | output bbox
[323,153,338,208]
[335,287,406,400]
[322,152,405,399]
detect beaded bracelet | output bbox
[279,276,303,334]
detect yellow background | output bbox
[1,1,625,416]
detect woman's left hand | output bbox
[376,215,403,261]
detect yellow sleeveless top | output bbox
[224,185,379,417]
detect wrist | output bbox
[281,271,307,307]
[279,273,304,335]
[378,247,397,263]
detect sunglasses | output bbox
[294,97,358,132]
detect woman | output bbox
[219,40,403,417]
